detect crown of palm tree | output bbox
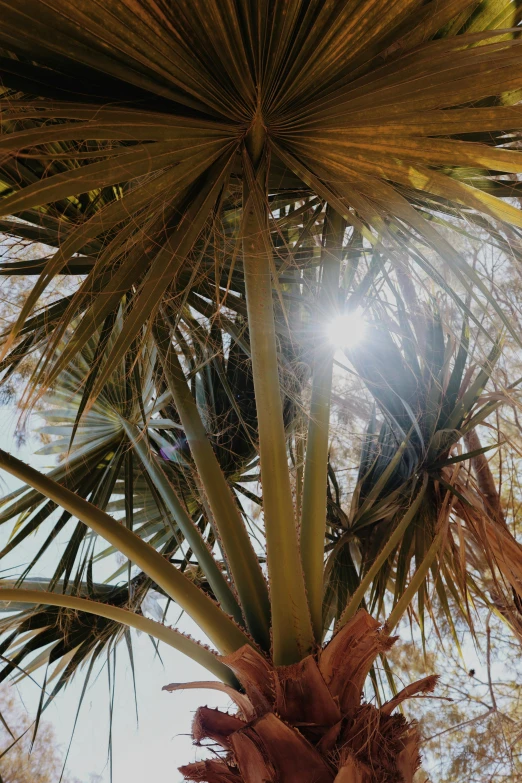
[1,2,522,780]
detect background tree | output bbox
[0,684,82,783]
[389,608,522,782]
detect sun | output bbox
[325,311,367,349]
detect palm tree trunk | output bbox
[179,610,436,783]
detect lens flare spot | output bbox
[326,312,367,349]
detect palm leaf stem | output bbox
[122,419,244,626]
[0,588,236,685]
[300,206,344,640]
[0,448,251,655]
[241,137,313,664]
[152,315,271,650]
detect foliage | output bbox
[390,610,522,782]
[0,683,82,783]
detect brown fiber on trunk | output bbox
[178,610,437,783]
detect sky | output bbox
[0,406,230,783]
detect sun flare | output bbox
[326,312,367,349]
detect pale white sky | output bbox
[0,407,230,783]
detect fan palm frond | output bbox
[1,0,522,401]
[325,306,522,648]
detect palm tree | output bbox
[1,1,522,779]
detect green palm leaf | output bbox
[324,306,521,647]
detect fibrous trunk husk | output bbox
[176,610,437,783]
